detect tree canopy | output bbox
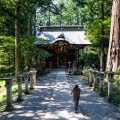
[0,0,113,74]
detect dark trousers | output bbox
[73,97,79,111]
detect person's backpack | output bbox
[73,88,81,99]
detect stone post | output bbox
[17,74,24,102]
[0,77,14,111]
[99,69,104,95]
[88,67,93,87]
[30,68,37,86]
[33,70,37,86]
[93,68,98,91]
[23,72,30,94]
[106,69,114,102]
[29,71,34,90]
[68,61,71,71]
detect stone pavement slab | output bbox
[1,69,120,120]
[66,74,120,120]
[0,70,57,120]
[44,70,85,120]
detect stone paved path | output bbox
[0,69,57,120]
[66,73,120,120]
[0,68,120,120]
[44,69,84,120]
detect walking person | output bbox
[71,85,81,113]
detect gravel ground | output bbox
[0,69,120,120]
[66,72,120,120]
[0,69,57,120]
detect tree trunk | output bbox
[100,0,105,71]
[48,9,51,26]
[76,11,79,25]
[15,6,21,76]
[34,11,36,36]
[27,14,31,36]
[106,0,120,71]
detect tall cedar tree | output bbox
[106,0,120,71]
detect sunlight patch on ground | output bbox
[35,86,54,89]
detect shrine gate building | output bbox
[34,26,91,68]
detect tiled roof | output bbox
[34,26,91,45]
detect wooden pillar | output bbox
[53,54,56,68]
[75,47,77,68]
[67,52,69,68]
[78,48,80,63]
[76,48,79,65]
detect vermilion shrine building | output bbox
[34,26,91,68]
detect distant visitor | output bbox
[71,85,81,113]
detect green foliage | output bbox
[37,0,82,26]
[0,35,51,73]
[86,17,110,47]
[80,47,100,69]
[99,80,120,106]
[113,66,120,82]
[82,67,120,106]
[82,68,88,76]
[112,81,120,106]
[0,80,5,87]
[0,36,14,71]
[0,82,25,109]
[20,36,51,69]
[0,0,54,36]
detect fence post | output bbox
[106,69,114,102]
[17,74,24,102]
[88,67,93,87]
[1,77,15,111]
[31,68,37,86]
[30,68,37,87]
[68,61,71,71]
[29,71,34,90]
[23,72,30,94]
[93,68,98,91]
[99,69,104,95]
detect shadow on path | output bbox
[66,73,120,120]
[0,70,57,120]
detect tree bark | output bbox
[100,0,105,71]
[106,0,120,71]
[27,14,31,36]
[15,6,21,76]
[34,11,36,36]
